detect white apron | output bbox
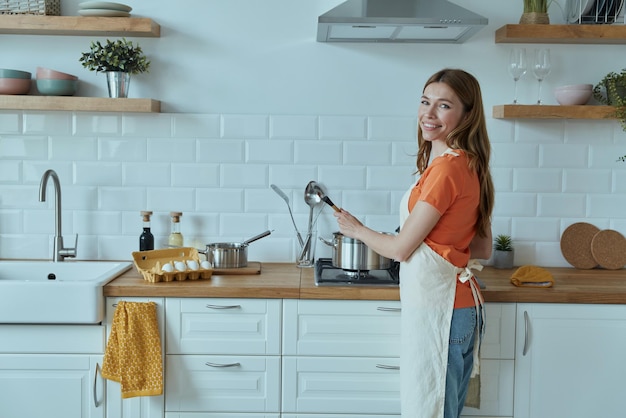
[399,184,483,418]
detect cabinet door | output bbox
[105,297,165,418]
[166,298,281,355]
[165,355,280,413]
[515,303,626,418]
[0,354,104,418]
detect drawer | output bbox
[165,355,280,413]
[283,299,401,357]
[282,356,400,414]
[166,298,281,355]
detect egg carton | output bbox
[132,247,213,283]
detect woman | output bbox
[334,68,494,418]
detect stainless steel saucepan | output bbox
[320,231,393,271]
[201,230,272,268]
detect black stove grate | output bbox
[314,258,400,286]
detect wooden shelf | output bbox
[0,15,160,37]
[495,24,626,44]
[493,104,617,119]
[0,95,160,113]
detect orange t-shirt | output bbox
[408,150,481,309]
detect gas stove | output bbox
[314,258,400,287]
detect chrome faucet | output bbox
[39,169,77,262]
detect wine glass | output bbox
[533,48,552,105]
[508,48,527,104]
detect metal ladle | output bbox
[304,181,322,234]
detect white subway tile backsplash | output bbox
[147,137,196,162]
[295,140,342,165]
[0,136,48,159]
[221,114,268,139]
[172,163,219,188]
[197,139,245,163]
[540,144,588,168]
[343,141,392,165]
[50,136,97,161]
[270,115,318,139]
[319,115,367,140]
[538,194,586,217]
[172,114,221,138]
[0,112,21,134]
[513,168,562,192]
[221,164,268,188]
[99,137,147,161]
[124,163,171,187]
[1,110,625,266]
[74,162,122,186]
[246,140,293,163]
[23,112,72,135]
[123,114,173,137]
[565,169,612,193]
[74,113,122,136]
[368,116,415,141]
[0,161,21,183]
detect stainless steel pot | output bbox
[320,231,393,271]
[202,230,272,269]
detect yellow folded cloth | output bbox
[102,301,163,399]
[510,265,554,288]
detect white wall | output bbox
[1,0,626,267]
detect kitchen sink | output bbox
[0,260,132,324]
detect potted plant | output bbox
[493,234,515,269]
[520,0,551,24]
[79,38,151,98]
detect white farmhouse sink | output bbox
[0,261,132,324]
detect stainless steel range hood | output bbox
[317,0,488,43]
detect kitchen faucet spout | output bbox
[39,169,77,262]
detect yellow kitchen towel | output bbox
[510,265,554,288]
[102,301,163,398]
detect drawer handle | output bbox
[377,307,401,312]
[206,304,242,310]
[376,364,400,370]
[93,362,102,408]
[523,310,530,356]
[205,362,241,368]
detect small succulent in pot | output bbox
[493,234,514,269]
[79,38,150,74]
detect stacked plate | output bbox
[78,1,132,17]
[566,0,625,24]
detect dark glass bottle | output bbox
[139,211,154,251]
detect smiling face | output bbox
[418,81,467,154]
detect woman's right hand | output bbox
[334,209,363,239]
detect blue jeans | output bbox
[444,306,483,418]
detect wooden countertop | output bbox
[103,263,626,304]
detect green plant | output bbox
[523,0,550,13]
[494,234,513,252]
[79,38,150,74]
[594,69,626,161]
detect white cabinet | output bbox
[164,298,282,415]
[514,303,626,418]
[0,325,106,418]
[105,297,165,418]
[282,300,515,418]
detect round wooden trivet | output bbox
[591,229,626,270]
[560,222,600,269]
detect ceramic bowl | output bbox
[0,69,32,79]
[554,84,593,91]
[554,88,592,105]
[36,67,78,81]
[0,77,32,95]
[36,79,78,96]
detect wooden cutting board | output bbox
[213,261,262,275]
[560,222,600,269]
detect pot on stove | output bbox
[320,231,393,271]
